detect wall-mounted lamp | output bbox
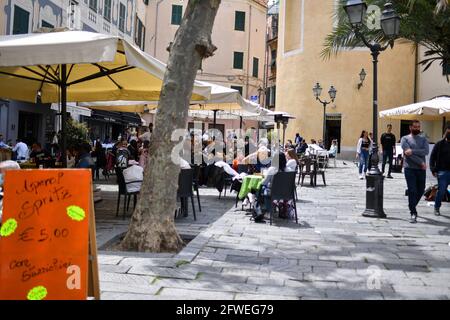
[36,90,42,104]
[358,68,366,90]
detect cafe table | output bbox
[238,174,264,200]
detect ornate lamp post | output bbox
[344,0,400,218]
[313,82,337,147]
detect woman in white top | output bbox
[285,149,299,172]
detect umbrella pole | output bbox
[213,110,217,130]
[443,117,447,136]
[61,64,68,168]
[239,116,243,130]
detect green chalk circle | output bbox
[66,205,86,222]
[27,286,48,300]
[0,218,18,237]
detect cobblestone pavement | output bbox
[95,162,450,300]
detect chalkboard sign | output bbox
[0,169,99,300]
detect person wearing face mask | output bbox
[400,120,429,223]
[429,125,450,216]
[0,160,21,223]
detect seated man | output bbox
[75,143,95,169]
[0,160,21,223]
[29,143,51,167]
[328,140,338,158]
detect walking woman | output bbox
[357,130,370,179]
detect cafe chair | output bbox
[269,172,298,225]
[115,168,141,220]
[177,168,196,221]
[300,157,316,187]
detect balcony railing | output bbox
[88,9,97,24]
[103,21,110,33]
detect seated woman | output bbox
[138,140,150,168]
[328,140,338,158]
[285,149,299,172]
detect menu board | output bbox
[0,169,92,300]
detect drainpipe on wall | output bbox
[245,4,252,99]
[262,9,269,109]
[414,43,419,103]
[153,0,164,57]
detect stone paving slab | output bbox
[127,265,198,280]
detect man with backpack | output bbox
[429,125,450,216]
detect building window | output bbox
[135,15,145,50]
[104,0,112,21]
[12,5,29,34]
[41,20,54,28]
[171,5,183,25]
[89,0,97,12]
[231,86,243,96]
[234,11,245,31]
[252,57,259,78]
[266,86,276,107]
[119,3,126,32]
[233,52,244,69]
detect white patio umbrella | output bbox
[79,80,262,129]
[0,30,211,166]
[379,96,450,121]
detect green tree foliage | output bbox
[66,118,89,149]
[322,0,450,75]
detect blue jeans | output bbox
[435,170,450,209]
[382,150,394,175]
[404,168,426,215]
[359,150,369,174]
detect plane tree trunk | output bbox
[121,0,221,252]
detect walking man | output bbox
[381,124,396,178]
[401,120,429,223]
[429,125,450,216]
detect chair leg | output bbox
[133,194,137,209]
[196,188,202,212]
[127,195,131,211]
[322,173,326,186]
[123,194,127,220]
[293,195,298,224]
[116,193,121,217]
[190,196,197,221]
[301,174,305,186]
[235,194,239,208]
[269,202,273,226]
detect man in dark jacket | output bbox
[429,125,450,216]
[381,124,396,178]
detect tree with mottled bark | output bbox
[120,0,221,252]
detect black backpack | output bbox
[116,148,129,169]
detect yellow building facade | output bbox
[276,0,416,158]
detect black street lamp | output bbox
[344,0,401,218]
[313,82,337,147]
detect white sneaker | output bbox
[359,174,364,180]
